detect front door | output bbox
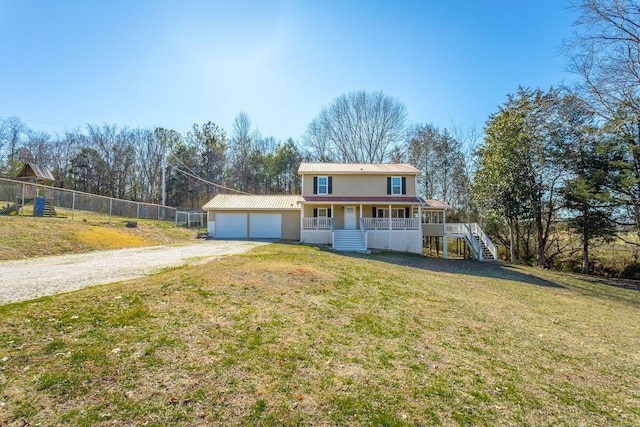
[345,206,357,230]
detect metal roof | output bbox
[421,199,450,209]
[298,162,420,175]
[16,163,55,181]
[203,194,302,210]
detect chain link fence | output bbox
[0,177,179,223]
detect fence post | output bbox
[109,199,112,223]
[72,192,76,221]
[20,183,25,217]
[137,202,140,219]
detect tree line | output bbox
[0,113,306,209]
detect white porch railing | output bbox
[303,217,332,229]
[363,217,420,230]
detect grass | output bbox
[1,243,639,425]
[0,213,196,260]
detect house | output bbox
[204,163,497,260]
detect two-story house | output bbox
[203,162,451,254]
[298,162,425,252]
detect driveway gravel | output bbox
[0,240,267,305]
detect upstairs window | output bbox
[313,176,332,194]
[318,176,328,194]
[391,177,402,195]
[387,176,406,195]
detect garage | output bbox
[249,213,281,239]
[215,213,247,238]
[203,195,302,241]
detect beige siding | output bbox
[422,224,445,237]
[301,174,416,197]
[281,211,300,240]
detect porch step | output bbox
[472,232,496,261]
[333,230,367,252]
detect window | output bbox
[387,176,406,195]
[313,207,332,217]
[376,208,408,218]
[391,177,401,195]
[422,211,444,224]
[313,176,332,194]
[318,176,328,194]
[391,208,405,218]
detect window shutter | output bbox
[387,177,391,195]
[313,176,318,194]
[372,207,377,218]
[313,208,318,217]
[328,176,332,194]
[328,208,332,217]
[405,207,410,218]
[402,177,407,194]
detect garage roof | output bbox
[203,194,303,210]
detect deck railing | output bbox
[303,217,332,229]
[362,217,420,230]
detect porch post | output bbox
[299,203,304,236]
[388,205,392,230]
[443,236,448,259]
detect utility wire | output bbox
[169,153,252,195]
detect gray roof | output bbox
[16,163,55,181]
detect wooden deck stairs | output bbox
[445,223,498,261]
[44,200,57,216]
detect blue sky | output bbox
[0,0,577,142]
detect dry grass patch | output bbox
[0,244,639,425]
[0,215,195,260]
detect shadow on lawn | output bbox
[336,250,565,290]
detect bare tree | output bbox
[0,116,26,173]
[566,0,640,243]
[303,90,407,163]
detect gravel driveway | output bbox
[0,240,267,305]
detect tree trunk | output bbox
[509,220,516,263]
[582,229,589,275]
[536,207,546,268]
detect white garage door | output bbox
[216,213,248,238]
[250,213,281,239]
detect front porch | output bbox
[299,202,423,253]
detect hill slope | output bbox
[1,244,639,425]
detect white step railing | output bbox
[360,218,368,249]
[445,223,497,261]
[469,223,497,260]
